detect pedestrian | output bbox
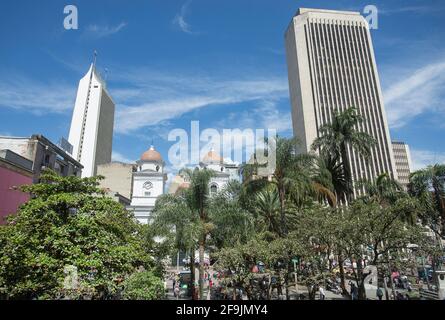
[172,277,176,291]
[174,284,180,298]
[209,279,213,289]
[319,286,326,300]
[376,287,383,300]
[350,283,357,300]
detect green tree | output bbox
[244,136,332,236]
[251,188,281,234]
[151,192,200,299]
[0,170,154,300]
[311,107,377,202]
[359,173,405,206]
[122,270,165,300]
[208,181,255,249]
[338,199,429,300]
[409,164,445,238]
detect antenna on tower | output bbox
[93,50,97,68]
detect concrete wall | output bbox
[97,162,134,199]
[95,89,114,171]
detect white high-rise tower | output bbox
[68,57,115,177]
[285,8,397,196]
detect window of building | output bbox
[210,184,218,195]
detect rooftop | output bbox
[297,8,361,16]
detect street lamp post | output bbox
[294,261,298,295]
[177,250,180,273]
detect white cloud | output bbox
[379,5,442,15]
[383,59,445,129]
[114,74,289,134]
[410,149,445,170]
[0,76,75,114]
[172,1,197,34]
[84,22,127,39]
[257,100,292,134]
[111,151,135,164]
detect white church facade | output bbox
[127,145,167,224]
[128,146,240,224]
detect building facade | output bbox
[97,162,135,200]
[285,8,397,196]
[68,63,115,177]
[169,148,240,195]
[0,150,33,224]
[127,146,167,224]
[0,134,83,183]
[392,141,412,189]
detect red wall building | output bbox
[0,151,33,224]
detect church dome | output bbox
[203,148,223,164]
[141,145,162,162]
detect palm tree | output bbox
[208,180,255,249]
[181,168,214,300]
[409,164,445,238]
[243,136,336,235]
[151,193,200,299]
[311,107,377,201]
[253,188,281,234]
[315,154,350,205]
[359,173,404,206]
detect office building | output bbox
[392,141,412,189]
[285,8,397,195]
[68,63,115,177]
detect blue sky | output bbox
[1,0,445,173]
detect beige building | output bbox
[392,141,412,189]
[97,162,135,200]
[285,8,397,196]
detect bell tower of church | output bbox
[129,145,166,224]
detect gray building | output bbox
[285,8,397,196]
[392,141,412,189]
[0,134,83,182]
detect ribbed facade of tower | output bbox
[68,64,115,177]
[392,141,412,189]
[285,8,397,195]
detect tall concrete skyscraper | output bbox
[285,8,396,194]
[68,61,115,177]
[392,141,412,189]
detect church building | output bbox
[127,145,167,224]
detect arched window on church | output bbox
[210,184,218,196]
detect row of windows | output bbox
[305,20,394,187]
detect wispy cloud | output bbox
[0,75,75,114]
[111,151,135,164]
[379,5,442,15]
[172,1,197,34]
[410,148,445,170]
[113,72,289,134]
[83,22,127,39]
[383,58,445,129]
